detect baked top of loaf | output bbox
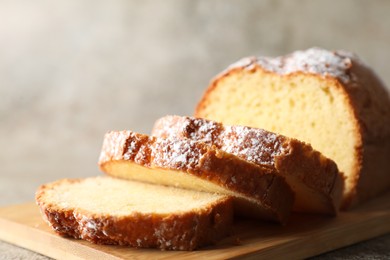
[98,130,294,224]
[152,115,344,215]
[35,176,233,251]
[195,47,390,208]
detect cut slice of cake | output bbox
[36,176,233,251]
[195,47,390,208]
[98,130,294,224]
[152,115,344,215]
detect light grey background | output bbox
[2,0,390,206]
[1,0,389,258]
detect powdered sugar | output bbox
[153,116,288,168]
[153,115,222,144]
[187,117,222,144]
[85,220,97,231]
[152,116,181,139]
[124,139,139,160]
[221,125,286,167]
[152,138,205,170]
[99,131,131,162]
[230,47,358,84]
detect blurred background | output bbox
[1,0,390,206]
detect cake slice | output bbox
[98,130,294,224]
[195,48,390,208]
[152,115,344,215]
[36,176,233,251]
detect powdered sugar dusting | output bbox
[152,116,183,139]
[153,115,222,145]
[185,117,222,144]
[123,132,151,165]
[226,57,257,71]
[221,125,286,167]
[152,116,288,168]
[229,47,358,84]
[152,138,206,170]
[99,131,131,163]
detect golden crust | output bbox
[340,59,390,207]
[195,48,390,209]
[35,177,234,251]
[98,131,294,224]
[152,115,344,214]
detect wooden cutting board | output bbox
[0,193,389,260]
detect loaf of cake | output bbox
[195,47,390,208]
[98,130,294,224]
[36,176,233,251]
[152,115,344,215]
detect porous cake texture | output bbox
[36,176,233,251]
[99,130,294,224]
[152,115,344,215]
[195,47,390,208]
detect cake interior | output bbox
[197,70,360,199]
[102,161,276,220]
[41,176,228,215]
[153,116,341,214]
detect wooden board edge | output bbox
[1,198,390,260]
[0,217,122,260]
[233,213,390,259]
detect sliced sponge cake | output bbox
[36,176,233,250]
[98,130,294,224]
[195,48,390,208]
[152,115,344,215]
